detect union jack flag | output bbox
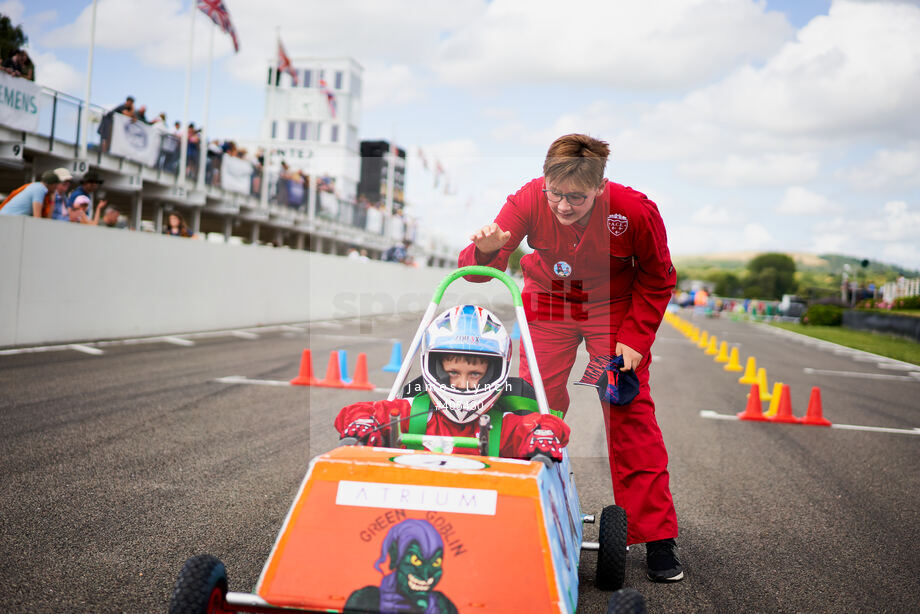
[277,39,297,85]
[197,0,240,52]
[319,78,337,118]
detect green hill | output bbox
[673,252,918,280]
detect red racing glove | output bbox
[516,414,571,462]
[334,400,410,446]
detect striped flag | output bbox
[319,78,337,118]
[197,0,240,52]
[277,38,298,85]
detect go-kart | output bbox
[169,266,645,614]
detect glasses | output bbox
[543,188,588,206]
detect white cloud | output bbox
[775,186,840,215]
[615,0,920,165]
[29,50,82,95]
[0,0,24,22]
[434,0,792,90]
[743,223,773,248]
[677,153,820,187]
[690,204,738,225]
[843,144,920,189]
[813,200,920,266]
[362,63,426,110]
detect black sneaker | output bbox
[646,538,684,582]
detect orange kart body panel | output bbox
[254,446,582,614]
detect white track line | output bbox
[215,376,293,387]
[67,344,104,355]
[230,331,260,340]
[160,336,195,347]
[803,368,920,382]
[214,376,391,394]
[699,410,920,436]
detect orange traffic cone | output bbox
[738,356,758,384]
[290,349,317,386]
[723,347,743,372]
[346,353,375,390]
[764,382,784,417]
[737,384,767,421]
[769,384,801,424]
[714,341,729,363]
[317,351,346,388]
[705,335,719,355]
[801,387,831,426]
[697,330,709,349]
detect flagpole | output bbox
[384,124,396,242]
[260,67,273,209]
[78,0,98,160]
[197,23,215,192]
[178,0,196,185]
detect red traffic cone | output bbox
[801,386,831,426]
[289,349,317,386]
[317,351,346,388]
[768,384,801,424]
[346,353,375,390]
[737,384,768,421]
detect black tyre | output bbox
[168,554,229,614]
[595,504,627,591]
[607,588,647,614]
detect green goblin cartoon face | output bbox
[390,540,444,606]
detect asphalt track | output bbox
[1,307,918,613]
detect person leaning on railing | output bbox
[0,170,59,217]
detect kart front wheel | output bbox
[168,554,231,614]
[607,588,647,614]
[595,504,627,591]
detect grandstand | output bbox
[0,66,457,267]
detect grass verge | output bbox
[769,322,920,366]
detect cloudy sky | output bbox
[7,0,920,269]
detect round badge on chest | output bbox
[554,261,572,277]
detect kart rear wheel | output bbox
[606,588,647,614]
[595,504,627,591]
[168,554,230,614]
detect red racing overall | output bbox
[459,177,678,544]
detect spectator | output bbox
[66,195,93,224]
[134,105,149,124]
[0,170,59,217]
[98,204,128,229]
[163,211,195,238]
[67,170,106,218]
[186,123,200,179]
[50,167,74,220]
[151,112,168,131]
[1,48,33,80]
[98,96,135,151]
[383,240,409,263]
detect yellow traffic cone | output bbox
[697,330,709,349]
[738,356,758,384]
[689,327,700,343]
[764,382,784,417]
[705,335,719,355]
[756,368,772,401]
[714,341,729,363]
[724,347,743,372]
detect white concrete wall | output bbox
[0,217,513,347]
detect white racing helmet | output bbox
[420,305,512,424]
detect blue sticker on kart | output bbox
[554,261,572,277]
[537,451,581,614]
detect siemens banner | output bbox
[0,72,41,132]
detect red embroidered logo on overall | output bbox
[607,214,628,236]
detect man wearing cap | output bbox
[67,170,106,218]
[0,171,60,217]
[50,168,74,220]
